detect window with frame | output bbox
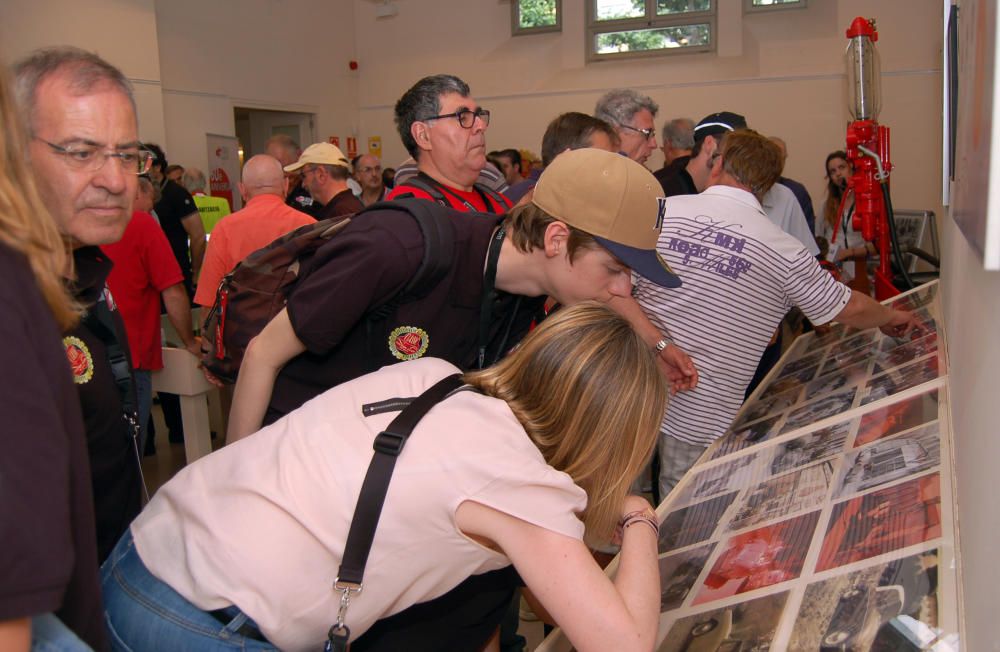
[512,0,562,35]
[586,0,714,61]
[744,0,807,12]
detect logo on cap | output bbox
[388,326,429,361]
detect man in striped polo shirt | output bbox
[632,130,917,499]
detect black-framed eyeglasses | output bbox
[424,108,491,129]
[35,137,154,175]
[620,124,656,141]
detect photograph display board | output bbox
[538,281,960,651]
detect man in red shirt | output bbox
[194,155,315,308]
[387,75,509,214]
[102,203,199,454]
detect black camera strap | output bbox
[326,372,465,651]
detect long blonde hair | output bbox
[0,66,79,329]
[464,301,668,544]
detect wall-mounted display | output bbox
[538,281,959,652]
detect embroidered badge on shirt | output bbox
[388,326,429,361]
[64,336,94,384]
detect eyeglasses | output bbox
[35,138,154,175]
[424,108,491,128]
[620,124,656,141]
[357,165,381,174]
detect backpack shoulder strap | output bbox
[361,199,455,321]
[472,182,509,215]
[395,175,449,207]
[336,373,464,588]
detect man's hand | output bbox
[658,343,698,394]
[879,308,918,338]
[184,335,202,358]
[200,364,227,389]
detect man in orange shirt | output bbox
[193,155,315,306]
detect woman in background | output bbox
[816,150,874,294]
[0,67,105,651]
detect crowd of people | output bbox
[1,46,917,652]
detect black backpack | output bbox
[200,199,454,383]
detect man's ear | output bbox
[411,121,432,151]
[543,221,571,258]
[238,182,249,203]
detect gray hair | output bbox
[394,74,471,158]
[182,167,207,193]
[594,89,659,129]
[266,133,300,157]
[13,46,136,135]
[663,118,695,149]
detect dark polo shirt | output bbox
[0,244,107,651]
[654,155,698,197]
[265,207,544,424]
[318,188,364,220]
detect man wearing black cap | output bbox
[654,111,747,197]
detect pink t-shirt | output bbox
[132,358,585,651]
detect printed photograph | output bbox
[827,329,878,358]
[775,349,826,379]
[656,591,788,652]
[736,384,802,427]
[770,420,852,475]
[802,361,869,401]
[728,461,834,532]
[874,332,939,375]
[712,414,783,460]
[800,327,845,354]
[671,454,766,507]
[790,550,942,651]
[855,388,939,447]
[694,511,820,605]
[888,282,938,312]
[659,492,738,554]
[817,474,942,571]
[861,356,941,406]
[834,423,941,499]
[658,543,716,612]
[780,387,859,434]
[817,345,876,378]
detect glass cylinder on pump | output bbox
[845,17,881,121]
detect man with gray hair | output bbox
[193,154,315,308]
[182,166,231,234]
[387,74,510,214]
[660,117,695,168]
[13,45,149,647]
[594,88,659,166]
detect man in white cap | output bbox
[284,142,363,219]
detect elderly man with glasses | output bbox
[594,88,660,166]
[387,74,510,214]
[15,46,151,567]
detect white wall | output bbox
[939,213,1000,651]
[0,0,167,146]
[354,0,943,221]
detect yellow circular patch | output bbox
[63,336,94,384]
[388,326,429,361]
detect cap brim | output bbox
[283,161,306,172]
[594,236,682,289]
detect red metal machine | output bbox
[838,16,900,300]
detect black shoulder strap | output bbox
[337,373,464,587]
[473,182,508,215]
[397,175,449,207]
[363,198,455,321]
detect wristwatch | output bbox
[654,339,670,353]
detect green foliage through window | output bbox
[657,0,712,15]
[596,24,710,53]
[518,0,558,29]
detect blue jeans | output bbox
[133,369,152,452]
[100,530,277,651]
[31,613,92,651]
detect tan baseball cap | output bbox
[283,142,352,173]
[532,148,680,288]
